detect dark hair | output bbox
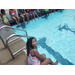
[26,37,36,56]
[1,9,5,14]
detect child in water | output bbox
[1,9,11,26]
[27,37,59,65]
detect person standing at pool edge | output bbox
[27,37,59,65]
[9,9,21,26]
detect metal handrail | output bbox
[0,25,28,48]
[0,25,28,36]
[6,34,31,59]
[0,34,7,48]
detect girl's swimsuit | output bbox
[31,9,35,13]
[31,9,36,14]
[3,15,8,23]
[11,9,15,16]
[26,9,31,15]
[28,51,41,65]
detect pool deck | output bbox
[0,9,60,65]
[0,36,28,65]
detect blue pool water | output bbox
[12,9,75,65]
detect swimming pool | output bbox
[12,9,75,65]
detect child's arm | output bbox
[31,49,45,61]
[1,15,4,23]
[6,15,10,21]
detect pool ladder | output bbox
[0,25,31,59]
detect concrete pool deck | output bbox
[0,22,28,65]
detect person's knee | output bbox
[16,16,19,19]
[20,15,23,17]
[17,17,19,19]
[47,58,51,61]
[43,54,46,56]
[12,17,16,20]
[31,14,32,16]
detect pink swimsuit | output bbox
[28,51,41,65]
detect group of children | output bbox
[0,9,51,26]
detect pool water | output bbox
[12,9,75,65]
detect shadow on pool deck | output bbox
[37,37,74,65]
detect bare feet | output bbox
[24,23,26,25]
[28,21,30,23]
[18,24,21,26]
[54,60,59,65]
[35,19,36,21]
[38,18,40,20]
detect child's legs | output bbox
[35,13,39,19]
[11,16,19,25]
[20,14,26,25]
[40,58,51,65]
[7,22,11,26]
[3,22,10,26]
[26,14,29,23]
[3,22,7,25]
[32,13,36,20]
[30,14,32,20]
[15,15,20,23]
[40,58,58,65]
[54,9,55,13]
[41,54,46,59]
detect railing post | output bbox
[6,43,15,59]
[0,34,7,48]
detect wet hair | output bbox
[26,37,36,56]
[1,9,5,14]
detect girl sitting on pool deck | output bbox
[44,9,49,16]
[31,9,40,21]
[27,37,59,65]
[17,9,29,25]
[1,9,11,26]
[9,9,21,26]
[25,9,33,21]
[35,9,41,17]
